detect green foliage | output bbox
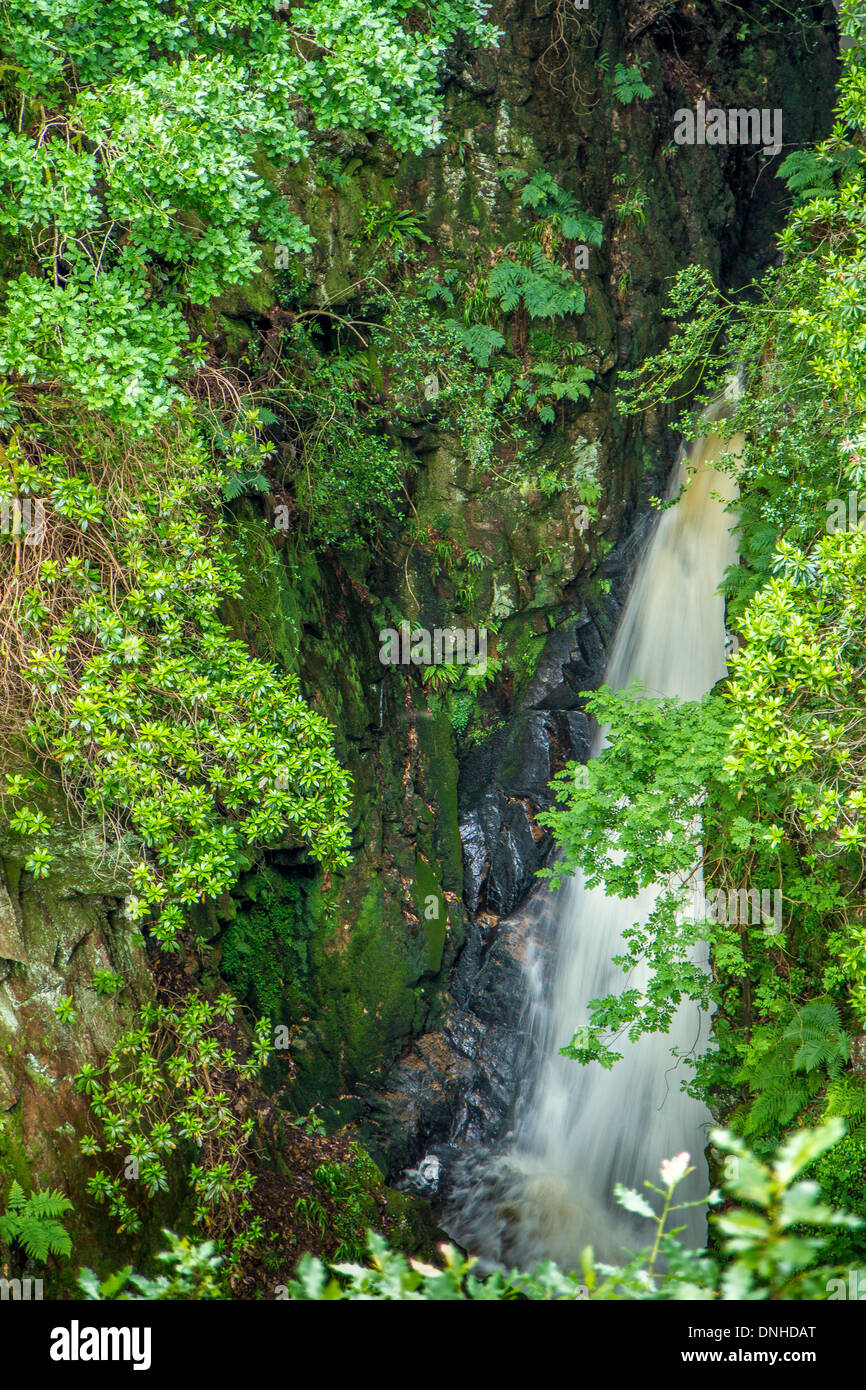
[616,264,734,415]
[570,28,866,1157]
[290,1105,327,1139]
[297,428,407,547]
[356,202,432,263]
[55,996,77,1025]
[220,873,311,1020]
[612,62,653,104]
[736,999,849,1138]
[79,1231,225,1300]
[287,165,599,498]
[450,322,506,368]
[776,146,854,203]
[539,685,738,1068]
[614,188,649,227]
[524,356,595,421]
[824,1072,866,1144]
[92,969,125,997]
[0,0,498,426]
[289,1228,587,1300]
[75,991,271,1238]
[697,1120,860,1301]
[486,245,586,319]
[290,1123,861,1300]
[259,320,410,547]
[0,405,352,951]
[0,1181,73,1263]
[518,170,603,245]
[810,1130,866,1264]
[311,1143,387,1261]
[64,1125,866,1301]
[220,469,270,503]
[538,670,861,1118]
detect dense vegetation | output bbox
[1,0,864,1307]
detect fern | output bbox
[486,258,528,314]
[825,1076,866,1144]
[560,209,604,246]
[738,998,850,1137]
[0,1181,73,1263]
[528,361,595,402]
[776,148,850,204]
[519,171,603,246]
[743,1064,820,1137]
[487,254,586,321]
[220,469,270,501]
[423,663,461,691]
[449,321,506,367]
[613,62,653,104]
[784,997,849,1075]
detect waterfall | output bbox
[445,411,743,1270]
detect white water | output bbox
[447,414,743,1270]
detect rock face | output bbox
[0,833,154,1266]
[208,0,835,1144]
[362,518,646,1179]
[365,902,552,1179]
[457,553,643,919]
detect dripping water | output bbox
[444,408,744,1270]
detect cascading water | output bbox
[445,408,744,1270]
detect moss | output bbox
[504,616,548,706]
[220,871,312,1021]
[411,857,447,976]
[415,712,463,897]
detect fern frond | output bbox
[744,1067,819,1136]
[825,1075,866,1125]
[0,1184,73,1263]
[449,321,505,367]
[784,996,849,1075]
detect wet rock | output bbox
[364,890,557,1178]
[402,1152,441,1197]
[363,1031,474,1176]
[458,705,594,918]
[522,613,606,711]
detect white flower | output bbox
[660,1151,691,1187]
